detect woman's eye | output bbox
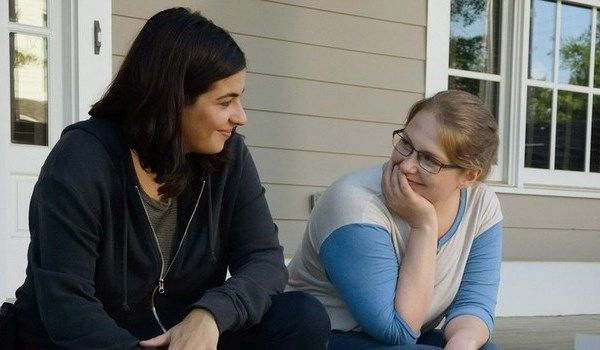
[422,154,440,165]
[220,100,232,107]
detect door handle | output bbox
[94,20,101,54]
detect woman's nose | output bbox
[398,151,419,174]
[230,102,247,126]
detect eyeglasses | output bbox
[392,129,461,174]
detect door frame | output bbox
[0,0,112,300]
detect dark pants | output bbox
[329,329,499,350]
[218,291,331,350]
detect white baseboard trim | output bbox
[496,261,600,316]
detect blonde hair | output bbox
[405,90,498,180]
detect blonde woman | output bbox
[288,90,502,350]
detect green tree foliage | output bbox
[450,0,487,71]
[451,0,486,26]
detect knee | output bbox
[271,291,330,335]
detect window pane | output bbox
[525,87,552,169]
[10,33,48,146]
[555,91,586,171]
[448,76,498,121]
[592,96,600,172]
[529,0,556,81]
[558,3,592,86]
[9,0,47,27]
[449,0,502,74]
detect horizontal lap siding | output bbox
[503,227,600,262]
[249,147,386,187]
[499,194,600,231]
[113,0,425,58]
[243,74,421,124]
[242,111,392,157]
[262,0,427,26]
[498,194,600,262]
[112,0,598,261]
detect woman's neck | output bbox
[131,150,165,202]
[434,189,461,238]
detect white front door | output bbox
[0,0,112,301]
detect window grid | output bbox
[526,0,598,173]
[448,0,509,182]
[430,0,600,195]
[449,68,503,82]
[8,5,51,147]
[548,1,561,170]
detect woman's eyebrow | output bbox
[403,131,445,161]
[216,88,245,100]
[216,92,239,100]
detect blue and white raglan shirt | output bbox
[286,164,503,345]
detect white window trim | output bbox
[425,0,450,97]
[426,0,600,199]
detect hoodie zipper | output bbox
[135,180,205,332]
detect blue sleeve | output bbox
[319,223,419,345]
[444,221,503,333]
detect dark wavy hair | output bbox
[89,7,246,197]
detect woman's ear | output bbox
[459,168,481,188]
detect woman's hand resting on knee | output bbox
[139,308,219,350]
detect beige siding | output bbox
[112,0,599,261]
[250,147,386,187]
[499,194,600,230]
[274,219,307,256]
[499,194,600,262]
[243,74,421,124]
[264,0,427,26]
[503,228,600,262]
[242,111,391,156]
[113,0,425,58]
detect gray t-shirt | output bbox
[139,190,179,269]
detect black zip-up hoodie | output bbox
[13,117,288,349]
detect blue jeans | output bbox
[218,291,331,350]
[329,329,499,350]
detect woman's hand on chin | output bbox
[382,161,437,230]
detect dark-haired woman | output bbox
[13,7,329,350]
[287,90,502,350]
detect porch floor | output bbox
[493,315,600,350]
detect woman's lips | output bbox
[218,130,233,138]
[407,178,424,186]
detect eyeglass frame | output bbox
[392,128,462,174]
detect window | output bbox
[448,0,507,182]
[9,0,49,146]
[427,0,600,196]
